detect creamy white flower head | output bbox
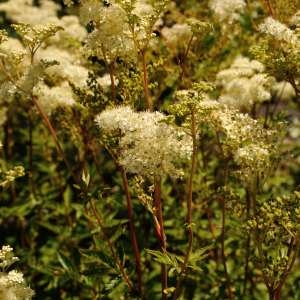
[209,0,246,23]
[290,10,300,27]
[235,143,270,171]
[0,246,19,271]
[217,56,265,85]
[37,47,89,87]
[217,56,274,109]
[97,74,119,91]
[0,273,34,300]
[272,81,296,101]
[0,0,59,25]
[7,271,24,285]
[0,37,25,53]
[95,106,139,133]
[214,107,259,145]
[33,82,76,114]
[79,0,104,24]
[50,16,87,44]
[259,17,298,44]
[0,246,34,300]
[0,37,28,74]
[37,46,79,66]
[96,106,192,178]
[83,1,135,61]
[161,23,192,50]
[130,0,165,47]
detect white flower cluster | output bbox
[0,0,59,25]
[82,1,135,61]
[216,56,275,110]
[161,23,193,51]
[0,246,19,271]
[37,47,89,88]
[234,143,270,172]
[33,82,76,114]
[259,17,298,44]
[0,0,89,115]
[209,0,246,23]
[0,0,86,43]
[0,245,34,300]
[212,106,275,179]
[214,107,260,145]
[272,81,296,101]
[82,0,166,60]
[290,10,300,28]
[96,106,192,179]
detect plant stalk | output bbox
[153,177,168,300]
[141,49,152,110]
[120,166,143,297]
[90,199,134,291]
[173,110,197,299]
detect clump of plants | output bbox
[0,0,299,299]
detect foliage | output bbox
[0,0,299,299]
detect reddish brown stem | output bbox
[173,110,197,299]
[120,167,143,296]
[31,95,75,180]
[109,62,116,102]
[264,0,274,17]
[153,177,168,300]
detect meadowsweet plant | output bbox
[0,0,299,299]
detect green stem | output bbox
[179,33,194,84]
[242,189,251,296]
[28,109,35,196]
[141,49,152,110]
[221,162,233,300]
[173,110,197,299]
[89,199,134,291]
